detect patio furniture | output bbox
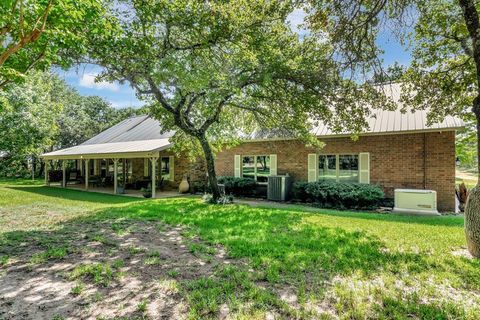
[88,175,101,188]
[135,177,151,190]
[67,171,82,185]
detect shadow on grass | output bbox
[1,197,477,318]
[83,199,437,280]
[0,178,44,186]
[7,186,142,204]
[241,201,464,228]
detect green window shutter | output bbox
[234,155,241,177]
[307,154,317,182]
[144,159,149,177]
[169,156,175,181]
[270,154,277,175]
[359,152,370,184]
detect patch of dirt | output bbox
[0,221,231,319]
[451,247,475,259]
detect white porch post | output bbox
[113,158,119,194]
[44,159,49,186]
[150,157,158,198]
[62,160,66,188]
[85,160,89,190]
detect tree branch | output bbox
[0,0,52,66]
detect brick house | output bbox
[42,87,464,211]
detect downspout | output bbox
[423,132,427,189]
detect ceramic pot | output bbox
[179,176,189,193]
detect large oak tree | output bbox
[87,0,385,200]
[307,0,480,257]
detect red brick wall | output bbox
[214,131,456,212]
[130,153,206,191]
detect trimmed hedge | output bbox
[217,176,257,196]
[292,180,384,210]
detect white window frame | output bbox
[318,153,360,183]
[242,155,271,183]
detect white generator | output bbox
[393,189,440,215]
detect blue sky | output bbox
[56,9,411,110]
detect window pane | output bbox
[161,157,170,180]
[242,156,255,179]
[256,155,270,183]
[338,155,359,182]
[319,155,337,180]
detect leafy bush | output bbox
[0,157,31,178]
[292,180,384,210]
[292,181,310,201]
[190,181,211,194]
[217,176,257,196]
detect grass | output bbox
[70,261,123,287]
[1,179,479,319]
[29,246,69,264]
[71,282,84,296]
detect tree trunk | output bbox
[198,134,221,200]
[465,97,480,258]
[39,161,45,177]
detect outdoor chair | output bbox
[67,171,81,185]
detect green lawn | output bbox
[0,179,479,319]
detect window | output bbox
[160,157,171,180]
[338,155,359,182]
[318,154,359,183]
[242,155,270,182]
[319,155,337,181]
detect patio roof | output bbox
[41,138,172,160]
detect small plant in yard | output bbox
[141,187,152,199]
[188,243,216,255]
[70,261,123,287]
[137,299,148,313]
[87,234,117,247]
[127,246,147,255]
[111,223,131,235]
[71,283,84,296]
[30,246,69,264]
[0,255,9,266]
[144,250,162,265]
[167,269,180,278]
[158,278,180,293]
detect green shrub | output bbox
[292,181,310,201]
[292,180,384,210]
[217,176,257,196]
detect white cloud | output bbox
[79,73,120,92]
[287,9,308,35]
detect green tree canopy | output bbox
[86,0,386,199]
[0,70,145,177]
[0,0,111,89]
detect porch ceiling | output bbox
[41,138,172,160]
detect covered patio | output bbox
[41,139,176,198]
